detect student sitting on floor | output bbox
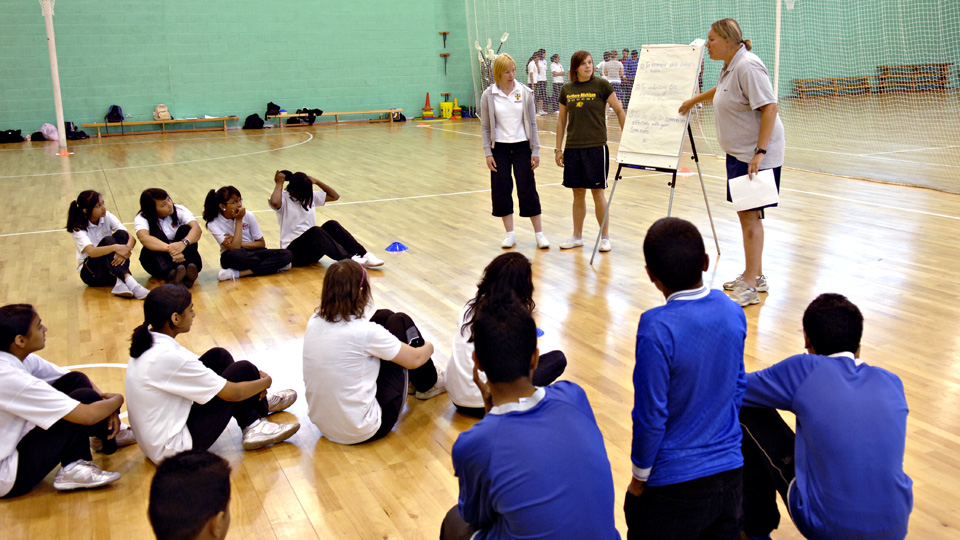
[625,217,747,540]
[302,259,444,445]
[441,299,620,540]
[447,253,566,418]
[0,304,131,498]
[125,285,299,464]
[135,188,204,288]
[66,190,150,299]
[149,449,232,540]
[268,170,383,269]
[202,186,292,282]
[740,293,913,540]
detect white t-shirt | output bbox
[71,211,126,270]
[302,314,403,444]
[272,191,326,249]
[206,212,264,254]
[491,80,526,143]
[445,304,488,409]
[603,60,623,83]
[551,62,565,83]
[527,60,541,84]
[124,332,227,464]
[538,59,548,82]
[133,204,197,241]
[0,352,77,497]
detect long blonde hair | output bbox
[492,54,516,86]
[711,18,752,51]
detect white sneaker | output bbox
[723,274,768,293]
[599,237,612,252]
[266,389,297,413]
[536,232,550,249]
[279,263,292,272]
[362,253,385,268]
[218,268,240,282]
[91,422,137,452]
[559,236,583,249]
[241,418,300,450]
[415,366,447,400]
[111,280,134,298]
[53,460,121,491]
[730,283,761,307]
[130,283,150,300]
[501,232,516,249]
[351,254,367,266]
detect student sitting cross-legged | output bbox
[135,188,204,288]
[149,449,232,540]
[440,299,620,540]
[125,285,299,464]
[625,217,747,540]
[0,304,130,497]
[739,293,913,540]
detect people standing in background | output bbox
[550,54,565,113]
[622,50,639,107]
[603,51,625,105]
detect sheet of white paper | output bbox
[728,169,779,211]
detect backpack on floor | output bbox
[243,113,265,129]
[65,121,89,140]
[392,111,406,122]
[153,104,172,121]
[0,129,24,143]
[40,123,59,141]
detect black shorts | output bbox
[563,145,609,189]
[726,154,781,216]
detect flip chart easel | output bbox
[590,43,720,265]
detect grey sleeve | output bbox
[525,89,541,157]
[480,89,494,156]
[740,59,777,110]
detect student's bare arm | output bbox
[269,170,285,209]
[63,393,123,425]
[308,175,340,202]
[389,341,435,370]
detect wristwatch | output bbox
[182,238,191,246]
[754,147,767,155]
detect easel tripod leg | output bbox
[591,164,622,266]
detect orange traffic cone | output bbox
[422,92,434,119]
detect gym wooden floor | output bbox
[0,118,958,539]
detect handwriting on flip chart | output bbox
[618,46,702,160]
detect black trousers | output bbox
[440,504,477,540]
[139,224,203,279]
[490,141,542,218]
[534,81,547,110]
[79,230,131,286]
[184,348,268,451]
[624,468,743,540]
[552,82,563,112]
[220,247,293,276]
[287,220,366,267]
[362,309,438,443]
[2,372,118,499]
[454,350,568,419]
[740,407,796,536]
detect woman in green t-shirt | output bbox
[555,51,626,252]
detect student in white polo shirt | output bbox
[0,304,128,498]
[135,188,204,288]
[125,285,299,464]
[480,53,548,250]
[302,259,445,445]
[202,185,292,282]
[268,170,384,269]
[66,189,150,299]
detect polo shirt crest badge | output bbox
[513,92,522,101]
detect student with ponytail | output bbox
[446,253,567,418]
[66,190,149,299]
[134,188,203,288]
[302,259,444,445]
[202,186,292,282]
[268,170,384,269]
[124,285,300,464]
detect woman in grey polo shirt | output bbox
[680,18,785,307]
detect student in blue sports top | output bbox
[739,293,913,540]
[626,217,747,540]
[441,299,619,540]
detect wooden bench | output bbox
[82,116,238,137]
[794,76,871,99]
[266,109,403,130]
[876,63,953,93]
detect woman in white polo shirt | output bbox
[202,185,292,282]
[480,53,548,250]
[66,190,149,299]
[125,285,299,464]
[302,259,445,445]
[268,170,383,269]
[679,18,785,307]
[135,188,204,288]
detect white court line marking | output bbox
[65,363,126,370]
[859,144,960,156]
[0,133,314,179]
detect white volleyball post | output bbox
[39,0,68,154]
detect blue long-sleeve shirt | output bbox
[744,352,913,540]
[631,287,747,486]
